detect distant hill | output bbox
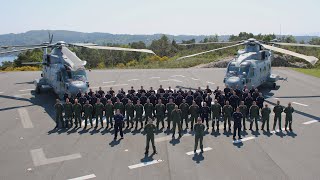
[0,30,318,46]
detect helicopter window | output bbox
[72,69,87,81]
[239,65,250,74]
[227,64,238,74]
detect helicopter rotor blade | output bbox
[0,46,47,55]
[176,42,245,60]
[0,44,44,49]
[261,43,318,65]
[71,44,155,54]
[272,42,320,48]
[178,41,242,46]
[21,62,44,65]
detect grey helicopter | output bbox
[0,34,155,99]
[177,38,320,89]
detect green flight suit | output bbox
[211,103,221,129]
[179,102,189,128]
[54,103,64,128]
[73,103,82,127]
[249,105,260,130]
[171,109,182,136]
[135,104,144,127]
[125,103,135,127]
[222,105,233,130]
[194,123,205,152]
[83,104,93,128]
[144,123,156,153]
[114,102,125,115]
[166,102,175,129]
[64,102,73,127]
[273,105,284,130]
[144,103,154,123]
[95,102,104,127]
[105,104,114,127]
[261,107,271,131]
[239,104,247,130]
[284,106,294,131]
[155,103,165,129]
[189,105,199,130]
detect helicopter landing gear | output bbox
[35,85,41,94]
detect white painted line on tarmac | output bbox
[159,79,182,83]
[19,88,34,92]
[191,78,200,81]
[303,120,319,125]
[30,148,81,166]
[149,77,160,79]
[0,92,4,94]
[186,147,213,155]
[68,174,96,180]
[207,81,215,85]
[292,102,308,107]
[128,159,163,169]
[233,136,255,144]
[171,75,185,78]
[155,133,192,142]
[102,81,115,84]
[127,79,139,82]
[274,97,279,100]
[91,84,129,89]
[18,108,33,128]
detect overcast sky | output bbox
[1,0,319,35]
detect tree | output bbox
[149,35,172,57]
[310,38,320,45]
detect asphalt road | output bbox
[0,68,319,180]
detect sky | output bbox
[0,0,319,36]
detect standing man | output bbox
[194,117,205,153]
[105,100,114,128]
[189,101,200,130]
[144,119,157,155]
[64,98,73,128]
[179,99,190,129]
[249,101,260,131]
[238,101,248,130]
[222,101,233,131]
[155,99,166,130]
[125,100,135,128]
[284,102,294,132]
[232,107,243,140]
[166,99,175,130]
[73,99,82,128]
[114,98,125,116]
[134,100,144,129]
[171,105,182,138]
[54,99,64,128]
[83,100,93,129]
[201,102,210,128]
[211,100,221,131]
[273,100,284,131]
[256,93,265,109]
[114,109,124,140]
[95,98,104,128]
[229,92,240,111]
[144,99,154,124]
[261,104,271,131]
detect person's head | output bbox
[225,85,229,88]
[233,91,236,95]
[248,93,251,97]
[206,85,209,89]
[108,100,112,104]
[214,99,218,104]
[174,105,178,110]
[56,99,60,103]
[253,101,256,105]
[110,87,113,91]
[128,100,132,104]
[169,86,171,90]
[259,93,262,96]
[118,90,121,93]
[255,88,258,92]
[141,86,144,89]
[86,100,89,104]
[158,99,162,104]
[74,99,78,103]
[225,101,229,105]
[121,88,124,91]
[160,85,162,88]
[236,85,239,89]
[198,87,201,90]
[182,99,186,103]
[148,118,153,124]
[264,104,268,108]
[131,86,134,90]
[137,100,141,105]
[288,102,291,107]
[277,100,280,105]
[97,98,100,103]
[203,102,207,107]
[245,89,249,93]
[78,89,82,93]
[142,92,145,96]
[169,98,173,103]
[150,87,153,90]
[240,101,244,105]
[236,107,240,112]
[147,99,150,103]
[197,117,202,124]
[116,109,121,114]
[66,98,69,103]
[116,98,120,103]
[192,101,196,105]
[99,87,102,91]
[89,88,93,92]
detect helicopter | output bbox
[177,38,320,89]
[0,34,155,99]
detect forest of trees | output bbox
[1,32,320,71]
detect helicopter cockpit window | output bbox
[239,64,250,75]
[227,63,238,75]
[72,69,87,81]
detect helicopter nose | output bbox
[225,77,243,89]
[68,81,88,95]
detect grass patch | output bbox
[292,68,320,78]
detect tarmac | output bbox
[0,67,319,180]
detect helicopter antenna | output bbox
[48,31,53,44]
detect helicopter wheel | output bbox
[35,86,41,94]
[273,83,276,89]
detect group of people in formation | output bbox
[54,84,295,154]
